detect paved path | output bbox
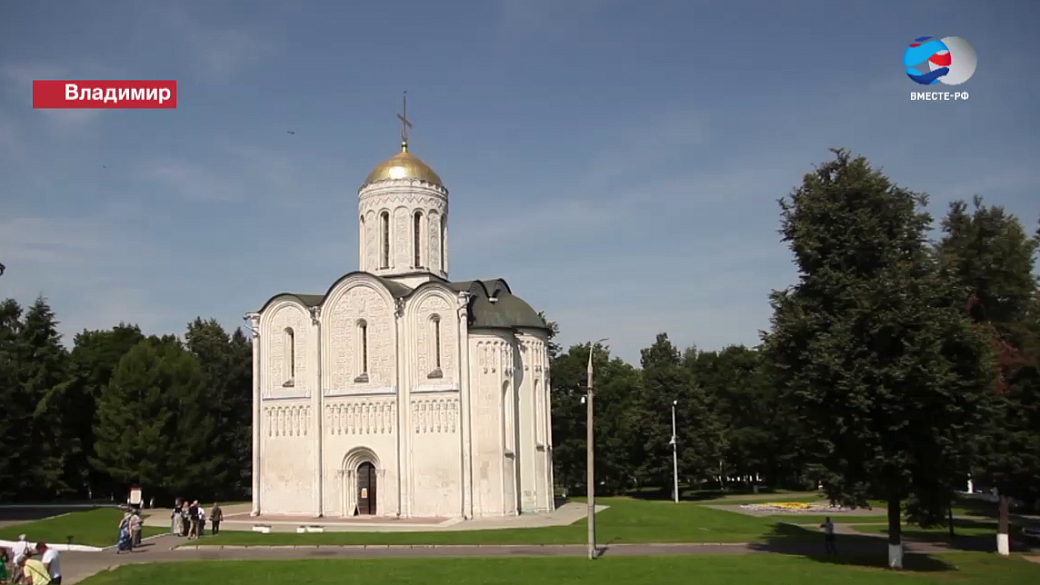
[60,532,1034,584]
[144,502,609,533]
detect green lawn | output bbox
[0,508,166,547]
[852,519,1023,542]
[195,497,833,547]
[77,554,1040,585]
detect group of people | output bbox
[170,500,223,539]
[0,536,61,585]
[116,509,144,553]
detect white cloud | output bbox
[143,158,245,202]
[1,62,106,129]
[164,6,274,76]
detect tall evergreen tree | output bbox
[63,324,145,498]
[19,297,70,497]
[762,150,994,568]
[184,318,252,499]
[0,299,32,501]
[936,197,1040,549]
[93,336,218,500]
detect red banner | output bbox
[33,80,178,109]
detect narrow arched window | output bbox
[380,211,390,269]
[434,317,441,369]
[413,211,423,268]
[427,315,443,378]
[360,320,368,373]
[440,215,446,271]
[283,327,295,386]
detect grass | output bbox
[851,519,1024,542]
[77,553,1040,585]
[195,497,825,547]
[0,508,166,547]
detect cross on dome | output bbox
[397,91,412,152]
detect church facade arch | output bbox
[321,274,398,396]
[341,446,382,516]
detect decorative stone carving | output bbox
[411,396,459,434]
[324,282,395,395]
[412,293,455,384]
[427,209,441,273]
[325,398,396,435]
[264,405,310,437]
[393,206,409,269]
[263,302,310,399]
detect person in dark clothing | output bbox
[210,503,223,535]
[188,501,200,539]
[821,517,837,555]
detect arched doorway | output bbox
[357,461,377,515]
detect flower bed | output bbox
[739,502,846,513]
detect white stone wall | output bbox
[258,299,317,514]
[358,180,448,281]
[402,286,462,517]
[516,329,553,513]
[469,332,518,517]
[322,395,399,517]
[409,393,462,517]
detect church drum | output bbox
[357,462,377,515]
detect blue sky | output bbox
[1,0,1038,365]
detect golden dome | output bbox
[362,143,443,188]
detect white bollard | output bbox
[888,544,904,569]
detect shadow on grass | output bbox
[748,522,957,572]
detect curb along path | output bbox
[61,537,1005,584]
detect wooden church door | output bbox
[357,462,377,515]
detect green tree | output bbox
[635,334,719,491]
[62,324,145,498]
[19,297,70,497]
[936,197,1040,546]
[0,299,33,501]
[184,318,253,499]
[92,336,219,500]
[686,345,794,487]
[549,342,639,495]
[762,149,994,568]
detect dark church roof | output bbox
[257,274,547,332]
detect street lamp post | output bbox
[586,337,607,560]
[671,400,679,503]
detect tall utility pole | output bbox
[671,399,679,503]
[586,338,607,560]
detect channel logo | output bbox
[904,37,976,86]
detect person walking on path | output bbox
[187,500,200,540]
[210,504,223,535]
[130,511,143,547]
[820,517,837,556]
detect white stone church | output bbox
[245,125,555,520]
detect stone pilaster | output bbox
[456,291,472,518]
[246,312,261,516]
